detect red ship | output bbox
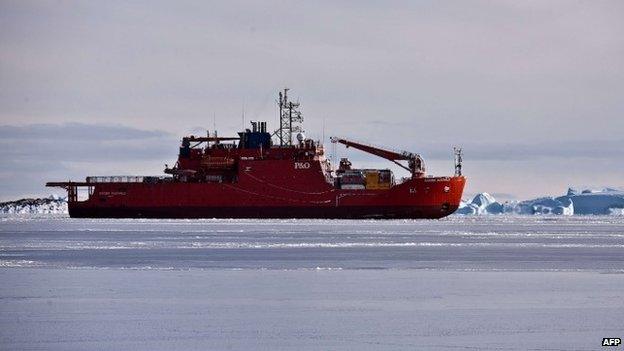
[47,89,466,219]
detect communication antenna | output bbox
[276,88,303,146]
[322,116,326,146]
[241,99,245,130]
[213,111,216,136]
[454,147,463,176]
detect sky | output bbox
[1,0,623,201]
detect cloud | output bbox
[414,139,624,161]
[0,123,179,200]
[328,132,624,162]
[0,123,176,161]
[0,122,170,141]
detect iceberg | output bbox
[513,196,573,215]
[456,187,623,216]
[456,193,504,215]
[456,199,476,215]
[566,188,624,215]
[0,197,68,214]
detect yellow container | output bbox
[365,171,379,185]
[363,170,392,189]
[363,171,384,189]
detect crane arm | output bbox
[330,137,425,177]
[330,137,412,160]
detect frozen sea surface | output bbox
[1,216,623,350]
[1,216,623,271]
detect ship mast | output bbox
[454,147,463,176]
[277,88,303,146]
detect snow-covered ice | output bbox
[1,216,623,350]
[2,269,623,351]
[1,216,624,270]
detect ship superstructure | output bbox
[47,89,465,219]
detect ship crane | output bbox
[330,137,425,178]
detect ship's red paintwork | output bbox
[68,176,465,219]
[53,144,465,219]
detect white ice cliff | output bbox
[0,196,68,214]
[457,188,622,216]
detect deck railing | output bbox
[86,176,145,183]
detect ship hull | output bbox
[66,176,466,219]
[69,204,459,219]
